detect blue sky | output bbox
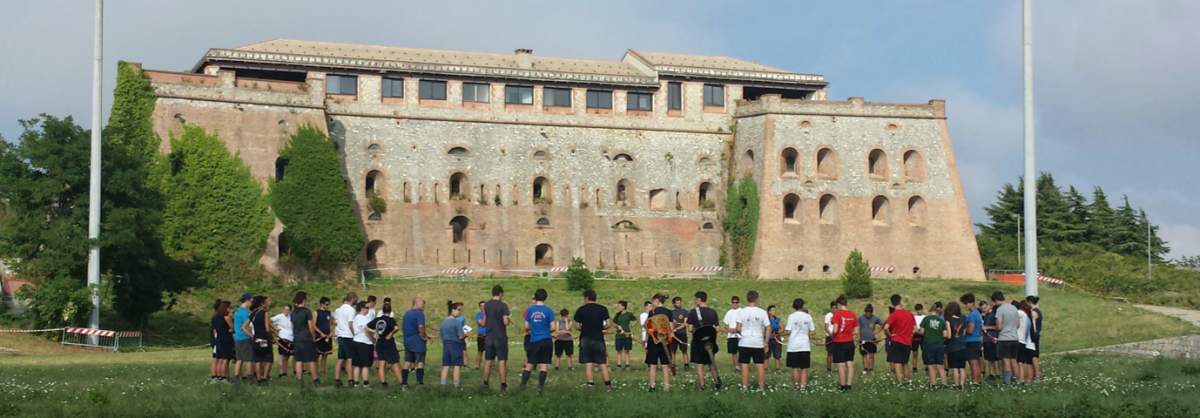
[2,0,1197,259]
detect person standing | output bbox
[314,297,334,376]
[687,291,722,391]
[271,304,294,379]
[553,308,574,372]
[612,301,636,371]
[211,300,234,383]
[574,289,613,391]
[645,294,673,392]
[670,297,690,371]
[439,301,467,388]
[520,289,555,392]
[474,301,487,371]
[882,294,915,384]
[829,296,859,392]
[992,292,1020,385]
[911,303,926,374]
[232,293,254,385]
[332,292,359,389]
[400,298,429,389]
[367,305,400,388]
[857,304,883,376]
[917,304,948,388]
[246,296,274,386]
[482,285,512,392]
[980,301,1001,380]
[944,302,967,389]
[639,301,652,355]
[823,300,836,373]
[1026,295,1043,380]
[350,301,374,388]
[736,290,770,392]
[723,295,743,372]
[960,294,984,384]
[783,298,816,390]
[366,295,378,319]
[290,292,321,386]
[767,305,783,373]
[1016,300,1034,384]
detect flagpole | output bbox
[1022,0,1039,298]
[87,0,104,332]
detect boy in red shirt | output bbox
[829,295,859,392]
[882,294,915,384]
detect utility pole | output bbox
[87,0,104,332]
[1017,215,1022,267]
[1148,219,1152,281]
[1022,0,1039,298]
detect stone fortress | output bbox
[139,38,985,280]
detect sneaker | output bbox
[380,382,389,389]
[647,386,656,393]
[698,385,707,391]
[313,379,322,388]
[568,367,574,372]
[606,385,614,393]
[334,380,343,389]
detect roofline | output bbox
[627,49,797,74]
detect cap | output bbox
[239,293,253,302]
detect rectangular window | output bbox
[463,82,490,103]
[667,82,682,110]
[505,85,533,104]
[586,90,612,109]
[627,92,653,111]
[419,80,447,100]
[381,78,403,98]
[326,74,358,96]
[703,84,725,107]
[544,87,572,107]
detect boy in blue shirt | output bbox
[521,288,555,392]
[961,293,985,384]
[232,293,253,384]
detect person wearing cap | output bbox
[232,293,254,384]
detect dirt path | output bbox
[1135,304,1200,327]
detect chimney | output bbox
[515,49,533,69]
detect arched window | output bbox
[447,146,469,156]
[742,150,755,176]
[702,222,715,230]
[822,265,831,273]
[783,193,800,223]
[903,150,927,181]
[450,216,469,243]
[535,244,553,266]
[532,177,551,203]
[275,157,288,182]
[816,148,838,179]
[908,196,927,226]
[536,218,550,227]
[449,172,468,200]
[616,179,632,205]
[365,170,385,196]
[367,143,382,152]
[649,189,667,210]
[868,149,887,178]
[278,232,290,256]
[698,182,714,209]
[533,150,548,158]
[614,153,633,162]
[613,220,638,230]
[818,194,838,224]
[368,212,382,221]
[365,240,384,262]
[780,148,799,176]
[872,196,890,225]
[698,156,712,165]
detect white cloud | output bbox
[1160,223,1200,260]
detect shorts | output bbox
[911,336,923,354]
[727,337,741,354]
[947,349,967,369]
[964,342,982,361]
[374,347,398,364]
[315,338,333,354]
[252,342,274,364]
[554,339,574,357]
[922,343,945,366]
[738,346,766,365]
[276,339,293,356]
[214,339,235,360]
[690,339,716,365]
[859,341,878,356]
[578,338,607,364]
[768,340,782,359]
[983,341,999,361]
[615,337,633,352]
[293,340,318,363]
[786,351,811,369]
[1030,334,1041,358]
[404,350,427,364]
[485,336,509,361]
[1019,348,1034,365]
[443,346,465,367]
[235,339,255,362]
[823,336,833,352]
[830,341,855,364]
[886,342,911,364]
[352,342,374,368]
[477,335,487,352]
[337,337,356,360]
[645,342,670,365]
[526,339,552,365]
[670,333,688,354]
[998,341,1020,360]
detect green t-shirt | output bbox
[920,315,946,346]
[613,311,637,339]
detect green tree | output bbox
[721,176,759,272]
[162,125,274,282]
[269,126,363,269]
[563,257,594,291]
[1089,187,1117,250]
[976,179,1023,237]
[841,249,872,298]
[1036,173,1083,243]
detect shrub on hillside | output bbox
[564,257,594,291]
[841,249,872,298]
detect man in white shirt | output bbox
[270,305,295,379]
[722,295,742,371]
[735,291,770,391]
[784,298,816,389]
[823,300,835,373]
[332,292,358,389]
[639,301,651,345]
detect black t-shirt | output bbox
[573,303,610,341]
[686,306,719,331]
[212,315,232,342]
[370,316,398,351]
[316,309,332,336]
[251,309,270,340]
[484,300,510,340]
[672,308,689,335]
[291,307,314,343]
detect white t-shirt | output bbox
[913,314,926,335]
[737,306,769,349]
[785,311,815,352]
[352,313,372,344]
[639,312,649,341]
[1017,310,1031,348]
[724,308,742,338]
[823,312,834,335]
[368,308,377,319]
[271,313,294,341]
[334,303,357,338]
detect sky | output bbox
[1,0,1197,259]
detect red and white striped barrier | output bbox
[870,266,896,273]
[441,269,473,275]
[117,331,142,338]
[691,266,724,272]
[65,327,116,337]
[549,267,568,273]
[1037,275,1064,285]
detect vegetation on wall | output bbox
[722,176,759,273]
[269,125,364,270]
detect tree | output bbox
[1036,174,1083,243]
[1109,196,1142,257]
[161,125,274,282]
[1136,208,1170,262]
[976,179,1023,237]
[841,249,872,298]
[269,126,363,269]
[563,257,594,291]
[1088,187,1117,250]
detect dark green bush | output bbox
[841,249,872,298]
[564,257,594,291]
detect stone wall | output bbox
[1065,335,1200,359]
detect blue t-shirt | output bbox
[402,309,427,352]
[233,306,250,341]
[524,304,555,343]
[965,309,984,343]
[769,316,782,337]
[476,312,487,337]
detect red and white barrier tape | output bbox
[691,266,724,272]
[65,327,116,337]
[869,266,896,273]
[441,269,473,275]
[0,327,64,333]
[1037,275,1064,285]
[548,267,568,273]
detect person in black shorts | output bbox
[767,305,783,372]
[723,296,742,371]
[980,301,1000,380]
[573,289,613,391]
[688,291,722,390]
[645,293,673,392]
[314,297,333,377]
[911,303,925,374]
[475,301,487,370]
[552,308,574,372]
[670,297,690,371]
[823,300,837,373]
[482,285,512,392]
[211,300,235,383]
[289,292,321,387]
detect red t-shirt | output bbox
[885,308,916,346]
[832,310,857,343]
